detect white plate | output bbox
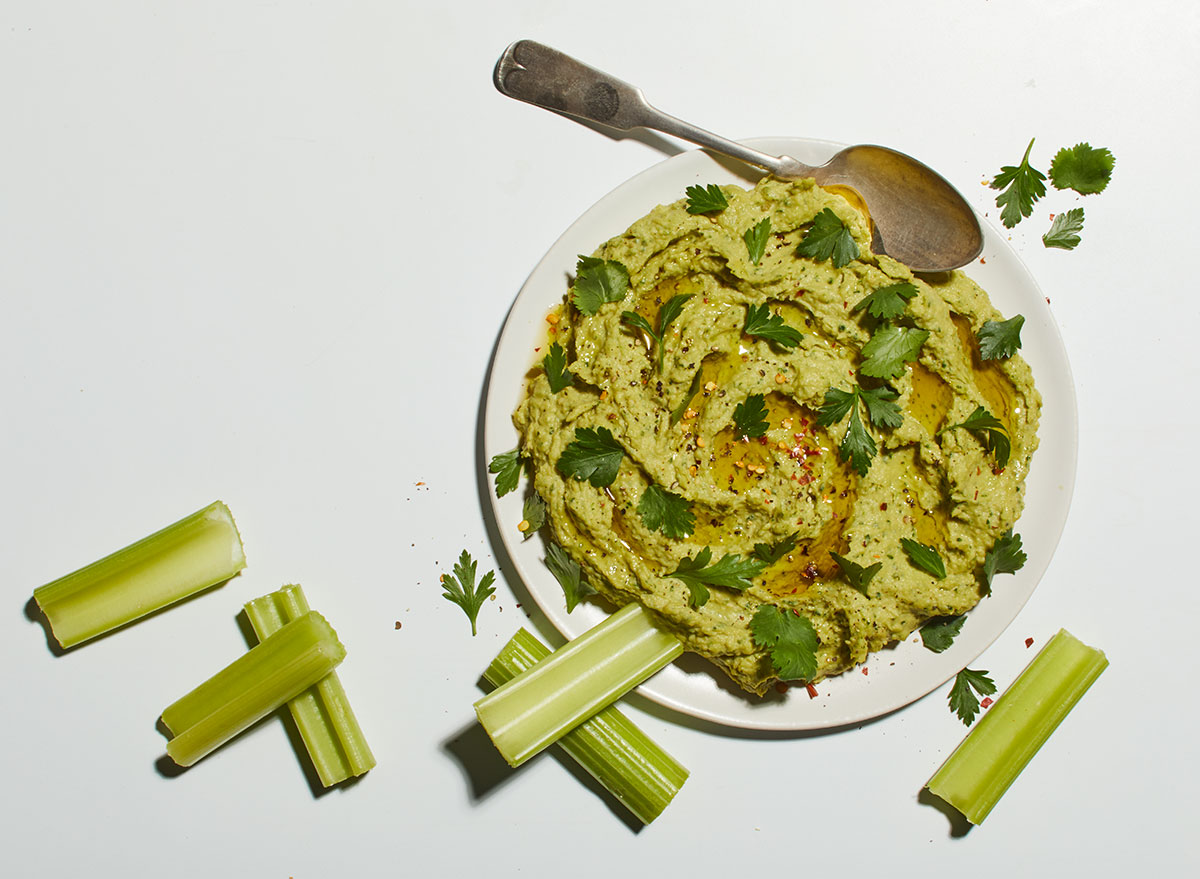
[483,137,1078,731]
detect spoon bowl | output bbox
[494,40,983,273]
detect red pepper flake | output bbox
[805,683,819,698]
[981,697,994,709]
[980,257,987,264]
[861,667,869,676]
[974,489,979,500]
[1025,637,1034,648]
[775,681,790,695]
[880,502,888,511]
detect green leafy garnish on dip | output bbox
[830,551,882,596]
[685,183,729,214]
[977,315,1025,360]
[743,303,802,348]
[732,393,769,439]
[638,484,695,539]
[545,541,594,612]
[542,342,574,393]
[750,604,819,682]
[901,538,947,579]
[743,218,771,265]
[817,384,902,476]
[572,255,630,315]
[853,282,918,320]
[946,406,1011,470]
[621,294,692,374]
[794,207,859,267]
[920,614,966,653]
[667,547,768,608]
[556,426,626,488]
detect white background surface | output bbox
[2,1,1195,875]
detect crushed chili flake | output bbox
[775,682,790,695]
[861,667,869,676]
[981,697,994,709]
[805,683,819,698]
[1025,637,1034,648]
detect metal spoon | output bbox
[494,40,983,273]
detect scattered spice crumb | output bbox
[1025,636,1034,648]
[394,621,402,630]
[806,683,819,698]
[981,697,994,709]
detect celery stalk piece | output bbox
[474,603,684,768]
[483,627,688,824]
[926,629,1108,824]
[161,610,345,767]
[244,585,376,787]
[33,500,246,649]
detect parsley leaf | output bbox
[946,406,1010,469]
[556,426,625,488]
[1042,207,1084,250]
[860,325,929,379]
[920,615,966,653]
[858,384,903,429]
[977,314,1025,360]
[670,367,703,425]
[949,667,996,726]
[572,255,630,316]
[521,493,546,539]
[901,538,946,579]
[1049,143,1115,195]
[732,393,769,439]
[685,183,729,214]
[853,282,918,320]
[542,342,574,393]
[638,484,695,539]
[545,541,594,612]
[992,138,1047,228]
[817,386,857,425]
[743,303,803,349]
[752,532,798,565]
[621,294,693,374]
[982,529,1026,592]
[830,551,882,596]
[488,447,521,498]
[750,604,819,681]
[743,218,771,265]
[440,550,496,636]
[795,208,859,268]
[817,384,902,476]
[667,546,768,608]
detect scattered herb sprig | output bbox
[441,550,496,636]
[621,294,693,374]
[949,667,997,726]
[667,547,768,608]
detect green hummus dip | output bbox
[514,177,1039,696]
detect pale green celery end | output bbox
[244,585,376,786]
[484,627,688,824]
[474,604,684,768]
[162,611,345,767]
[33,500,245,648]
[926,629,1108,825]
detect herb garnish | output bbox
[1042,208,1084,250]
[732,393,769,439]
[440,550,496,636]
[982,529,1026,592]
[743,303,803,349]
[946,406,1010,469]
[920,615,966,653]
[750,604,818,681]
[992,138,1047,228]
[670,368,703,425]
[545,541,594,612]
[860,325,929,379]
[743,219,771,265]
[795,208,859,268]
[638,484,695,539]
[556,426,625,488]
[817,384,902,476]
[572,255,630,316]
[521,493,546,538]
[542,342,574,393]
[1048,143,1115,195]
[949,667,997,726]
[830,551,882,596]
[977,315,1025,360]
[667,547,768,608]
[853,282,918,320]
[752,532,798,565]
[685,183,729,214]
[901,538,947,579]
[621,294,692,374]
[489,447,521,498]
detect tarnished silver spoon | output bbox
[494,40,983,274]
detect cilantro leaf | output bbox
[901,538,946,579]
[920,615,966,653]
[982,529,1026,592]
[732,393,769,439]
[860,325,929,379]
[853,282,918,320]
[545,541,594,612]
[556,426,625,488]
[521,493,546,539]
[743,218,771,265]
[622,294,693,373]
[743,303,803,349]
[440,550,496,636]
[752,532,798,565]
[817,385,900,476]
[946,406,1010,469]
[977,315,1025,360]
[858,384,903,430]
[638,484,695,539]
[795,208,859,268]
[620,310,655,337]
[750,604,819,682]
[670,367,703,425]
[542,342,574,393]
[685,183,729,214]
[1049,143,1114,195]
[572,255,630,315]
[830,551,882,596]
[1042,207,1084,250]
[992,138,1047,228]
[488,447,521,498]
[949,667,997,726]
[667,546,768,608]
[839,405,876,476]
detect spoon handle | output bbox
[494,40,810,178]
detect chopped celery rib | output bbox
[484,627,688,824]
[926,629,1108,824]
[244,585,375,787]
[162,611,345,767]
[33,500,246,649]
[474,603,684,768]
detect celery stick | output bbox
[926,629,1108,824]
[474,603,683,767]
[244,585,375,787]
[33,500,246,649]
[161,611,345,767]
[483,627,688,824]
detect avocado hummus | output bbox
[513,177,1039,696]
